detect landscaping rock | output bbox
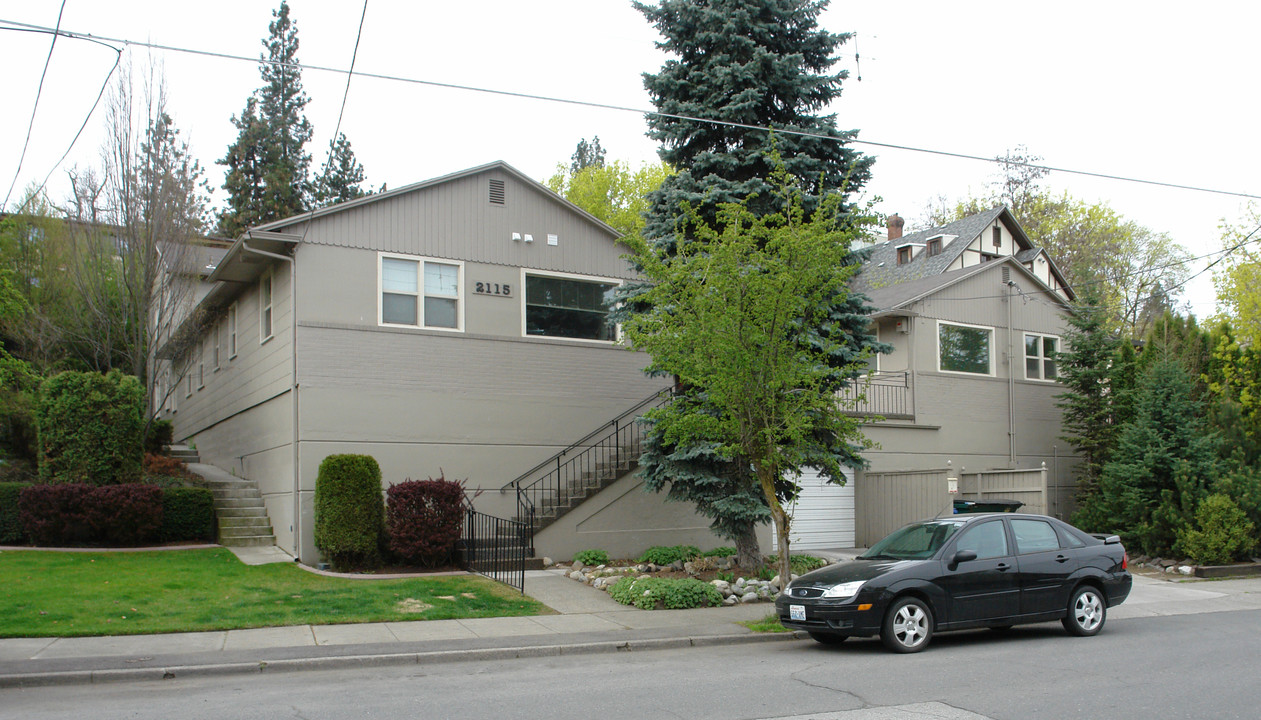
[740,592,760,603]
[1178,565,1194,575]
[571,560,585,573]
[542,557,553,567]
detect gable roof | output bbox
[854,206,1010,293]
[249,160,622,240]
[862,256,1073,316]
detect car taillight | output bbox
[1122,552,1128,570]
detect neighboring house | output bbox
[156,161,731,564]
[786,206,1080,549]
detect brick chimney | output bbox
[887,213,905,241]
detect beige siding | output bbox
[960,468,1048,516]
[855,469,951,547]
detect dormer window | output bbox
[926,236,943,257]
[897,246,913,265]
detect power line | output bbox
[3,17,1260,203]
[3,1,67,210]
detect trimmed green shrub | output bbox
[573,549,609,566]
[145,419,174,455]
[314,454,384,571]
[636,545,701,565]
[161,487,215,542]
[385,476,465,567]
[608,576,723,610]
[701,546,736,558]
[767,554,829,575]
[0,481,31,544]
[1177,494,1257,566]
[36,370,144,485]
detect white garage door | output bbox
[780,467,855,550]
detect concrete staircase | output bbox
[172,446,277,549]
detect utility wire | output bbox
[3,2,67,210]
[3,17,1259,203]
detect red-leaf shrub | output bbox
[19,483,164,546]
[386,476,466,566]
[144,453,197,481]
[19,483,95,545]
[88,484,163,545]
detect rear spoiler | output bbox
[1090,533,1122,545]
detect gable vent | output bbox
[489,179,506,205]
[1002,266,1011,284]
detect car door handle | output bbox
[1055,554,1070,563]
[996,562,1011,571]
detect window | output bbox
[926,237,942,257]
[954,521,1009,560]
[897,246,912,265]
[227,303,238,359]
[379,254,462,330]
[524,272,618,341]
[259,270,274,342]
[212,322,221,371]
[185,360,193,398]
[1011,519,1061,554]
[198,341,205,389]
[938,321,993,375]
[992,225,1002,248]
[1025,333,1058,380]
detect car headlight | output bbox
[821,581,866,599]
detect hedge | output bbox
[385,477,465,566]
[0,481,30,544]
[161,487,215,542]
[36,370,144,485]
[314,454,384,571]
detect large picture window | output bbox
[380,254,462,330]
[1025,333,1058,380]
[524,272,617,341]
[938,321,992,375]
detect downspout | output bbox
[1005,279,1016,464]
[242,240,300,562]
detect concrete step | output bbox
[215,506,270,518]
[220,524,274,538]
[219,535,275,547]
[219,516,272,529]
[210,487,262,500]
[213,497,268,509]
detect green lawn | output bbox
[0,548,550,638]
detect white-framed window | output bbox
[378,253,464,331]
[1025,333,1059,381]
[227,303,238,359]
[212,321,221,371]
[185,359,193,398]
[198,340,205,389]
[259,269,274,343]
[521,269,620,342]
[937,320,994,376]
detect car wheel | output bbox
[881,597,933,653]
[808,631,848,645]
[1062,585,1106,637]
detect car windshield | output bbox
[860,520,965,560]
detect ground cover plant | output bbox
[0,548,548,638]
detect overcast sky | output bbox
[3,1,1257,319]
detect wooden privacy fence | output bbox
[959,467,1048,516]
[855,466,1050,547]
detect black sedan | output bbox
[776,513,1131,653]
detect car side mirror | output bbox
[949,550,977,570]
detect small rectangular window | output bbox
[379,254,463,330]
[213,322,221,371]
[938,322,992,375]
[1025,333,1059,380]
[198,341,205,389]
[897,246,912,265]
[927,238,942,257]
[260,271,274,342]
[524,272,618,341]
[228,304,238,358]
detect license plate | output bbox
[790,604,806,621]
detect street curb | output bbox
[0,631,809,689]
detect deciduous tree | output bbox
[545,159,672,236]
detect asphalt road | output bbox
[3,609,1256,720]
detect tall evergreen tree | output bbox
[625,0,881,568]
[313,132,369,208]
[218,1,313,237]
[635,0,873,243]
[569,136,607,173]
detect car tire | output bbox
[881,596,934,653]
[1062,585,1106,637]
[808,631,848,645]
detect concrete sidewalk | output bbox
[2,550,1260,689]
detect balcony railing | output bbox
[839,370,913,420]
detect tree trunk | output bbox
[756,464,793,591]
[734,522,762,571]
